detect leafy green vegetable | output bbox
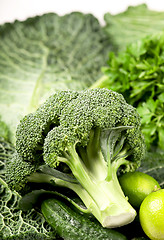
[0,185,56,240]
[0,12,114,143]
[91,32,164,149]
[104,4,164,51]
[137,98,164,149]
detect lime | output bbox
[139,189,164,240]
[119,171,160,208]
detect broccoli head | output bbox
[6,88,145,228]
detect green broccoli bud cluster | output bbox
[6,88,145,228]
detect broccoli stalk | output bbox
[6,89,145,228]
[28,126,136,228]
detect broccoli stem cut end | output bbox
[94,177,136,228]
[102,211,136,228]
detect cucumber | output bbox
[41,198,127,240]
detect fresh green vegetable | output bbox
[0,137,57,239]
[5,88,145,228]
[0,12,114,143]
[91,32,164,150]
[104,4,164,51]
[41,198,127,240]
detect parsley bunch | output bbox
[92,32,164,149]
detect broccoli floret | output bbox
[5,152,37,193]
[16,90,79,162]
[6,88,145,228]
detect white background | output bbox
[0,0,164,25]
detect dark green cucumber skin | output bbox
[41,198,127,240]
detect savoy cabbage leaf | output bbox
[0,12,113,143]
[104,4,164,51]
[0,184,57,240]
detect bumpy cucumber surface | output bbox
[41,198,127,240]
